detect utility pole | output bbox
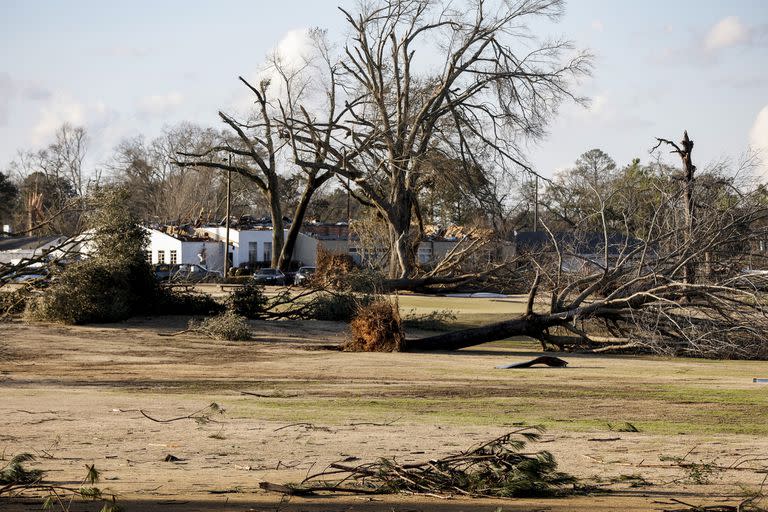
[224,154,232,279]
[533,174,539,232]
[344,150,351,244]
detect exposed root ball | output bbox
[345,299,404,352]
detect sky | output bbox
[1,0,767,181]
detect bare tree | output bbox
[5,124,92,235]
[285,0,590,278]
[409,132,768,360]
[110,124,229,224]
[175,30,338,270]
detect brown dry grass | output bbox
[1,305,767,511]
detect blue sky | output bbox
[1,0,767,179]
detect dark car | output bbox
[154,263,222,282]
[294,266,316,286]
[252,268,286,285]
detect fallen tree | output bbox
[407,133,768,359]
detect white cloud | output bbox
[704,16,750,51]
[31,94,87,144]
[103,46,151,58]
[231,28,318,113]
[591,20,604,32]
[0,73,52,127]
[137,92,184,116]
[751,105,768,177]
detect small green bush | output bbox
[189,311,252,341]
[303,292,374,322]
[402,309,457,331]
[156,289,225,316]
[226,282,268,319]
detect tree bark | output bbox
[404,313,555,352]
[277,172,332,271]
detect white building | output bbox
[201,227,318,268]
[144,228,225,272]
[0,235,67,265]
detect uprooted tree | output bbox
[409,132,768,359]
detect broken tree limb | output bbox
[496,356,568,369]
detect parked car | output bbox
[294,266,316,286]
[154,263,222,283]
[252,268,286,285]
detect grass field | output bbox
[1,292,767,511]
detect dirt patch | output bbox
[1,318,766,511]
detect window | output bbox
[418,246,432,264]
[248,242,258,264]
[144,251,152,263]
[263,242,272,262]
[157,250,165,264]
[169,250,177,264]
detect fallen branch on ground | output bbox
[260,427,575,498]
[139,403,224,425]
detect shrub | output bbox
[27,258,156,324]
[402,309,457,331]
[155,289,225,316]
[0,288,33,318]
[28,189,159,324]
[304,292,374,322]
[226,282,268,319]
[344,298,405,352]
[314,247,383,293]
[189,311,252,341]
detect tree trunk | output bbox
[681,131,696,285]
[404,313,554,351]
[268,186,284,269]
[387,200,414,279]
[277,173,331,271]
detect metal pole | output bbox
[224,154,232,278]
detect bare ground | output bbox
[1,315,767,511]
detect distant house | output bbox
[302,222,514,268]
[512,231,642,272]
[144,227,225,272]
[201,226,318,269]
[0,235,67,265]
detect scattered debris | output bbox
[656,497,766,511]
[140,403,224,425]
[608,422,640,433]
[0,456,120,511]
[260,428,575,498]
[496,356,569,369]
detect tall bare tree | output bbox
[285,0,590,278]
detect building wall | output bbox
[0,237,67,264]
[293,233,318,266]
[201,227,320,268]
[146,229,182,264]
[180,242,225,273]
